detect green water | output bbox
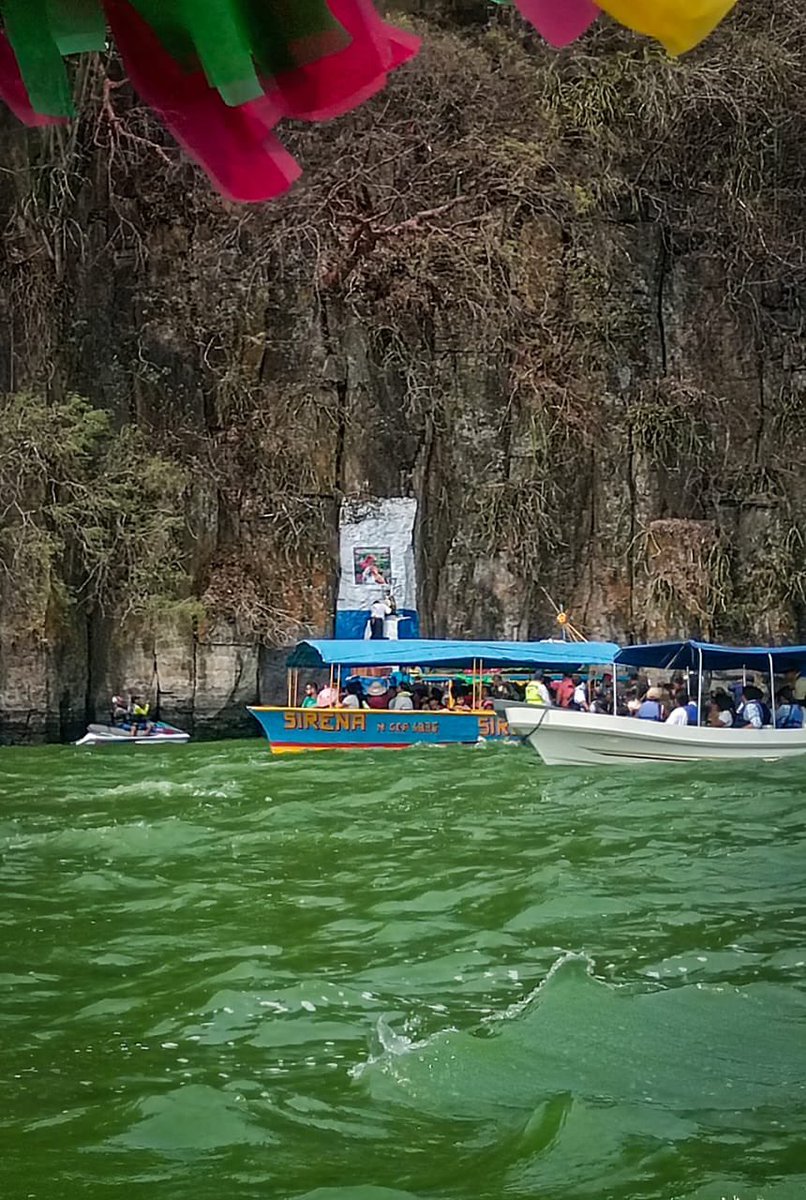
[2,742,806,1200]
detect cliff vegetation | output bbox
[0,0,804,738]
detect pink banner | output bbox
[513,0,600,47]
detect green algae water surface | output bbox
[2,741,805,1200]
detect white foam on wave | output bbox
[350,951,596,1081]
[480,951,597,1027]
[349,1015,437,1081]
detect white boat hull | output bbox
[501,705,806,766]
[75,723,190,747]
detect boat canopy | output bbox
[616,640,806,672]
[287,638,622,671]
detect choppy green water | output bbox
[2,742,806,1200]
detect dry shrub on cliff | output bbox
[0,1,804,641]
[0,393,189,632]
[644,518,730,638]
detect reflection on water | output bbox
[1,742,805,1200]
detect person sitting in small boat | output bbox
[454,691,474,711]
[589,688,611,715]
[301,683,318,709]
[684,682,700,726]
[734,684,770,729]
[481,686,495,711]
[525,671,551,707]
[708,690,735,727]
[553,673,576,709]
[775,687,804,729]
[342,680,369,709]
[366,680,391,709]
[665,691,690,726]
[316,683,340,708]
[389,684,414,711]
[570,674,589,712]
[636,686,665,721]
[784,668,806,705]
[489,670,518,702]
[129,695,153,734]
[110,694,129,726]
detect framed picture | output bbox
[354,547,392,586]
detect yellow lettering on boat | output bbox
[320,715,334,732]
[284,711,297,731]
[336,712,351,731]
[304,711,319,729]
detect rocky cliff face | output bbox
[0,1,804,741]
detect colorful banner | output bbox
[335,498,419,640]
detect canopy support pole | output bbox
[697,647,704,727]
[612,663,617,716]
[769,653,776,728]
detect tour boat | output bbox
[248,638,619,754]
[503,640,806,766]
[75,722,190,747]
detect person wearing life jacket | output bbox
[775,687,804,729]
[525,671,551,707]
[734,684,769,729]
[128,694,153,735]
[636,686,665,721]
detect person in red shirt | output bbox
[555,673,576,708]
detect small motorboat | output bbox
[503,639,806,767]
[74,722,190,747]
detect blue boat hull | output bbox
[247,707,510,753]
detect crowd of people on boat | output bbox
[299,666,806,728]
[514,668,806,729]
[301,678,481,712]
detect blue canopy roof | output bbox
[616,640,806,672]
[287,638,621,671]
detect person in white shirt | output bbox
[708,692,735,727]
[389,685,414,711]
[368,595,390,640]
[665,692,690,726]
[571,675,589,712]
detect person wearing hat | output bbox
[366,679,391,710]
[636,686,665,722]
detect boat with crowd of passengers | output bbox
[248,638,619,754]
[502,640,806,766]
